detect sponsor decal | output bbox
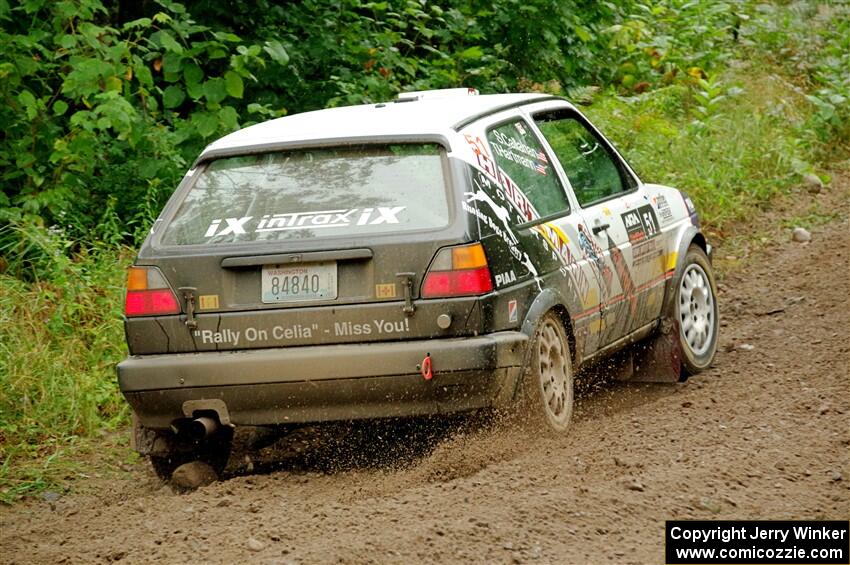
[464,134,536,221]
[463,173,544,291]
[620,204,660,244]
[578,224,612,292]
[375,283,397,299]
[495,270,517,287]
[464,174,521,262]
[508,299,518,323]
[203,207,405,238]
[198,294,219,310]
[205,216,252,237]
[652,194,674,224]
[632,238,665,266]
[462,134,613,307]
[463,138,588,296]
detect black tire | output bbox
[149,428,233,482]
[518,312,574,433]
[150,452,194,482]
[672,244,719,375]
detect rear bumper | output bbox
[118,332,528,429]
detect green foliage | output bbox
[739,1,850,155]
[603,0,749,91]
[586,70,820,233]
[0,0,286,247]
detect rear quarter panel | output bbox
[447,120,594,356]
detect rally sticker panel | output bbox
[621,205,660,244]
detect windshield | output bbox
[159,144,450,245]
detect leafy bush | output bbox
[740,1,850,154]
[0,0,287,248]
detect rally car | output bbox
[118,88,719,478]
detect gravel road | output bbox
[1,178,847,565]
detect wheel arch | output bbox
[672,226,707,280]
[664,225,712,309]
[653,225,711,347]
[520,288,578,368]
[690,231,708,254]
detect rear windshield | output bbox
[159,144,450,246]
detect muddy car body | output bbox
[118,89,718,476]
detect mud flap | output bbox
[620,319,683,383]
[132,414,198,457]
[133,414,169,456]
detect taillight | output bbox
[124,266,180,317]
[422,243,493,298]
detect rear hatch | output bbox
[128,143,481,354]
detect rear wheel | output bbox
[147,428,233,482]
[674,245,719,375]
[519,312,574,433]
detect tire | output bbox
[673,244,719,375]
[518,312,574,433]
[150,452,194,481]
[149,428,233,482]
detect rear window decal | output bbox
[203,207,405,238]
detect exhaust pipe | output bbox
[188,416,218,440]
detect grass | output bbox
[587,70,835,237]
[1,0,848,504]
[0,230,134,503]
[780,197,846,231]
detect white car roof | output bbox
[199,93,556,160]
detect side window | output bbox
[486,119,569,218]
[534,111,633,207]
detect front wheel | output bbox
[674,245,719,375]
[519,312,574,433]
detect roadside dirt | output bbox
[1,177,848,564]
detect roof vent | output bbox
[396,88,479,102]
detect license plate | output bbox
[261,262,337,303]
